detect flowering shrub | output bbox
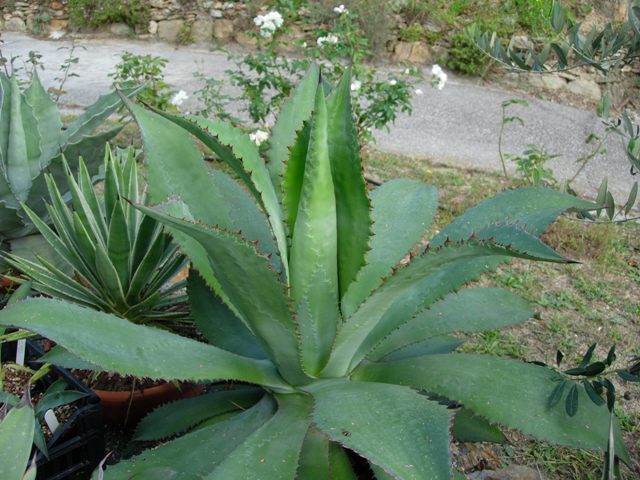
[197,4,432,143]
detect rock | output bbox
[157,19,184,42]
[235,30,257,47]
[392,41,432,64]
[49,1,64,10]
[511,35,533,50]
[191,19,213,42]
[277,24,304,53]
[5,17,27,32]
[49,18,67,31]
[528,73,566,91]
[424,18,443,33]
[485,465,541,480]
[109,23,131,36]
[148,20,158,35]
[210,9,223,18]
[213,18,234,41]
[565,78,601,101]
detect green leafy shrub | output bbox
[109,52,175,111]
[8,146,187,325]
[0,72,134,270]
[399,22,426,42]
[445,30,489,75]
[0,67,629,479]
[68,0,148,29]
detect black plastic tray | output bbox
[2,340,104,480]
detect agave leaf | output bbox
[8,233,69,273]
[105,396,277,479]
[23,71,62,169]
[156,112,289,276]
[107,202,131,289]
[207,394,312,479]
[342,179,438,318]
[188,272,267,359]
[0,73,10,169]
[475,223,567,262]
[62,86,140,146]
[282,121,310,234]
[370,287,532,361]
[0,298,288,389]
[7,76,39,202]
[137,202,306,385]
[308,380,451,480]
[355,353,629,463]
[325,70,372,297]
[0,396,35,480]
[431,187,595,247]
[325,242,516,376]
[451,408,506,443]
[297,427,330,479]
[34,391,87,417]
[266,64,319,194]
[374,336,464,362]
[39,346,98,370]
[328,443,358,479]
[290,88,340,375]
[134,387,263,441]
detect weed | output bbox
[445,31,489,76]
[460,330,526,358]
[176,23,194,45]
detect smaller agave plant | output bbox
[0,67,631,479]
[0,72,136,269]
[6,146,187,325]
[0,393,37,480]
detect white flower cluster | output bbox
[170,90,189,107]
[431,64,447,90]
[334,4,347,14]
[317,34,339,46]
[350,79,362,92]
[253,11,284,38]
[250,129,269,146]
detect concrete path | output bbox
[2,32,636,201]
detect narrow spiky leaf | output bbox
[289,88,340,375]
[325,70,372,297]
[0,396,35,480]
[24,71,62,168]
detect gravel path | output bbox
[2,32,636,201]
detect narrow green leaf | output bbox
[370,287,532,361]
[134,387,263,441]
[107,202,131,289]
[207,394,312,480]
[431,187,595,247]
[289,88,340,375]
[583,380,605,406]
[282,121,310,234]
[105,396,277,479]
[548,380,567,407]
[374,336,464,362]
[137,202,306,385]
[0,298,288,389]
[354,353,629,462]
[0,397,35,480]
[565,384,579,416]
[342,179,438,318]
[187,271,267,359]
[451,408,506,443]
[309,380,452,480]
[266,64,319,194]
[328,443,358,480]
[7,76,36,201]
[624,182,638,215]
[297,427,330,479]
[325,70,372,297]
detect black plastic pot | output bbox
[2,340,105,480]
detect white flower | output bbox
[350,79,362,92]
[170,90,189,107]
[431,64,447,90]
[302,41,308,48]
[414,88,423,96]
[249,129,269,146]
[404,68,410,75]
[389,79,397,86]
[317,34,339,46]
[49,30,65,40]
[334,4,347,14]
[254,10,283,37]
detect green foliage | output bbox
[0,72,132,270]
[109,52,174,111]
[8,146,187,324]
[510,145,558,186]
[68,0,148,28]
[0,395,36,480]
[0,69,629,478]
[175,23,194,45]
[399,23,427,42]
[200,6,423,143]
[445,30,489,75]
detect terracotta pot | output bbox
[94,382,204,425]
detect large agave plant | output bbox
[0,72,134,268]
[0,67,630,479]
[7,146,187,324]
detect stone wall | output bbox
[1,0,249,44]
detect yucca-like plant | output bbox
[6,146,187,324]
[0,72,135,268]
[0,67,630,479]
